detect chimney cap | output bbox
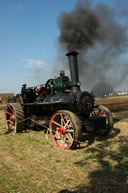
[66,51,79,57]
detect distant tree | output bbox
[6,96,11,103]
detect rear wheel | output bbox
[5,103,25,133]
[50,110,81,149]
[16,96,23,104]
[90,105,113,135]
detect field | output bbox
[96,95,128,112]
[0,97,128,193]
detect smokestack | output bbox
[58,1,128,92]
[66,51,80,92]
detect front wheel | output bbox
[50,110,82,149]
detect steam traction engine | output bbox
[5,51,113,149]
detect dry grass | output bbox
[96,95,128,112]
[0,102,128,193]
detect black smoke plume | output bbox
[57,0,128,97]
[92,81,114,98]
[58,5,99,51]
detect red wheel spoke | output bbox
[8,122,14,129]
[100,111,106,116]
[92,108,105,117]
[91,111,96,116]
[8,105,14,113]
[53,133,59,138]
[10,124,13,129]
[66,133,73,143]
[52,120,62,128]
[92,112,96,117]
[66,122,73,129]
[63,136,67,147]
[96,108,100,116]
[60,114,66,126]
[64,119,70,129]
[65,129,74,133]
[6,111,13,116]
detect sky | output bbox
[0,0,126,94]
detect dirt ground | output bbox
[0,100,128,193]
[96,95,128,112]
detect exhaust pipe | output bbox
[66,51,80,92]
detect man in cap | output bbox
[21,83,27,102]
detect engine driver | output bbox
[21,82,27,102]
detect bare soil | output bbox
[96,95,128,112]
[0,100,128,193]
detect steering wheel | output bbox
[45,79,55,95]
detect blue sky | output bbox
[0,0,124,94]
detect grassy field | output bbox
[96,95,128,112]
[0,102,128,193]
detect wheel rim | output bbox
[5,104,16,132]
[50,112,75,149]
